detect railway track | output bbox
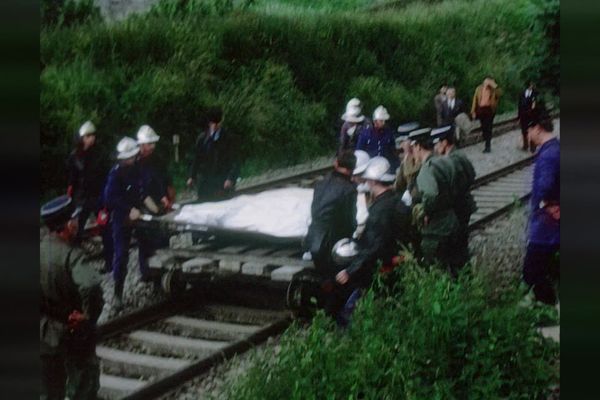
[96,293,290,400]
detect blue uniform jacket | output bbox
[139,155,170,203]
[528,138,560,246]
[356,125,398,171]
[103,164,143,221]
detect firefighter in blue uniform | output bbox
[335,157,412,326]
[135,125,174,274]
[356,105,398,172]
[41,195,104,400]
[104,137,144,309]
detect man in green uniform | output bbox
[432,125,477,269]
[411,129,460,273]
[394,122,421,206]
[41,195,104,400]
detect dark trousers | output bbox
[477,106,495,150]
[111,214,157,294]
[523,243,560,305]
[41,352,99,400]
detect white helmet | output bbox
[353,150,370,175]
[79,121,96,137]
[346,98,361,110]
[372,105,390,121]
[116,137,140,160]
[362,156,395,182]
[331,238,359,267]
[341,105,365,123]
[136,125,160,144]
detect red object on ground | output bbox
[96,208,109,226]
[67,310,86,332]
[66,185,73,197]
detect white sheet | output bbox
[174,187,369,239]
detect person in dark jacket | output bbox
[65,121,112,269]
[187,107,240,202]
[305,151,357,278]
[104,137,144,309]
[432,125,477,270]
[356,105,398,171]
[136,125,174,214]
[339,98,372,154]
[40,195,104,400]
[136,125,173,276]
[523,108,559,304]
[518,81,539,152]
[335,157,411,309]
[440,87,465,127]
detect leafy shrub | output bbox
[222,261,559,399]
[41,0,557,196]
[41,0,101,28]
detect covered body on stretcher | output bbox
[141,187,368,243]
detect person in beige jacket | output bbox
[471,77,501,153]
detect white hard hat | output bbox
[79,121,96,137]
[116,137,140,160]
[341,106,365,123]
[136,125,160,144]
[331,238,359,267]
[372,105,390,121]
[346,98,361,110]
[362,156,395,182]
[353,150,370,175]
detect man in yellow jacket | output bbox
[471,77,501,153]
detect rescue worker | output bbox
[187,107,240,202]
[136,125,173,279]
[104,137,144,308]
[65,121,112,269]
[305,150,357,281]
[523,108,559,304]
[432,125,477,268]
[335,157,411,325]
[356,105,398,171]
[352,150,370,239]
[339,98,371,154]
[137,125,175,214]
[411,129,460,273]
[394,122,421,207]
[41,195,104,400]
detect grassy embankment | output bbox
[41,0,558,199]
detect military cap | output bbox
[41,195,74,231]
[431,125,453,144]
[408,127,432,145]
[395,122,420,149]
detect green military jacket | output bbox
[415,153,459,236]
[394,154,421,200]
[447,147,477,224]
[40,234,104,356]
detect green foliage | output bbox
[41,0,101,28]
[222,261,559,399]
[41,0,558,196]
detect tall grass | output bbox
[40,0,557,196]
[221,261,559,399]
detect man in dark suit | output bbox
[518,81,539,152]
[440,86,465,127]
[187,107,240,202]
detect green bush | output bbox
[222,261,559,399]
[41,0,557,196]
